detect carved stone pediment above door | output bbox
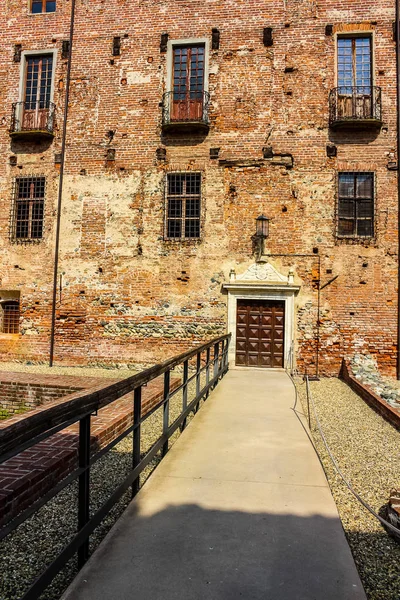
[222,262,300,369]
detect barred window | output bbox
[31,0,56,13]
[1,301,20,334]
[338,172,374,237]
[12,177,45,241]
[166,173,201,239]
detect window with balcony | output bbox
[10,53,56,138]
[12,177,45,241]
[31,0,56,13]
[1,301,20,334]
[329,36,382,127]
[337,173,374,238]
[165,173,201,239]
[162,40,210,132]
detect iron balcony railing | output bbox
[329,86,382,127]
[0,334,230,600]
[162,91,210,128]
[10,101,56,135]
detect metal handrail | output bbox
[162,90,210,126]
[0,334,230,599]
[329,86,382,125]
[10,101,56,134]
[304,374,400,539]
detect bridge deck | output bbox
[62,369,366,600]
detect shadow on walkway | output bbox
[63,501,366,600]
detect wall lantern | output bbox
[256,214,270,238]
[254,214,270,260]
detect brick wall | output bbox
[0,0,398,375]
[0,371,82,414]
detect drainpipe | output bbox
[49,0,77,366]
[397,0,400,379]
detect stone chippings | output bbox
[0,375,204,600]
[297,377,400,600]
[350,354,400,408]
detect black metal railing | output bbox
[162,91,210,127]
[10,101,56,135]
[0,334,230,599]
[329,86,382,126]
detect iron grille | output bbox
[329,86,382,126]
[162,91,210,126]
[166,173,201,239]
[10,101,56,134]
[2,301,20,334]
[11,176,45,242]
[337,172,374,238]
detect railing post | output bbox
[221,339,226,374]
[78,414,91,568]
[213,342,220,386]
[223,337,229,373]
[162,370,170,456]
[195,351,201,412]
[205,347,211,398]
[181,359,188,431]
[132,386,142,499]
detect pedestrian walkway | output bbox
[62,369,366,600]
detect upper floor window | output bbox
[12,177,46,241]
[162,39,210,130]
[165,173,201,239]
[338,172,374,238]
[25,54,53,111]
[337,36,372,93]
[172,45,205,120]
[10,52,56,139]
[1,301,20,334]
[31,0,56,13]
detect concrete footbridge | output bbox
[62,368,365,600]
[0,336,366,599]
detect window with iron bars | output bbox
[1,301,20,334]
[11,177,45,241]
[165,173,201,239]
[337,172,374,238]
[31,0,56,13]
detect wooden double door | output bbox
[236,299,285,368]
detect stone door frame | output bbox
[223,283,299,369]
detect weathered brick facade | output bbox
[0,0,398,375]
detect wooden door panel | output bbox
[260,341,272,353]
[248,355,259,367]
[236,325,247,337]
[260,355,272,367]
[236,354,246,366]
[236,299,285,368]
[249,315,260,326]
[248,342,260,353]
[236,341,247,352]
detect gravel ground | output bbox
[0,366,208,600]
[296,376,400,600]
[0,361,139,379]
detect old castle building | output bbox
[0,0,398,375]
